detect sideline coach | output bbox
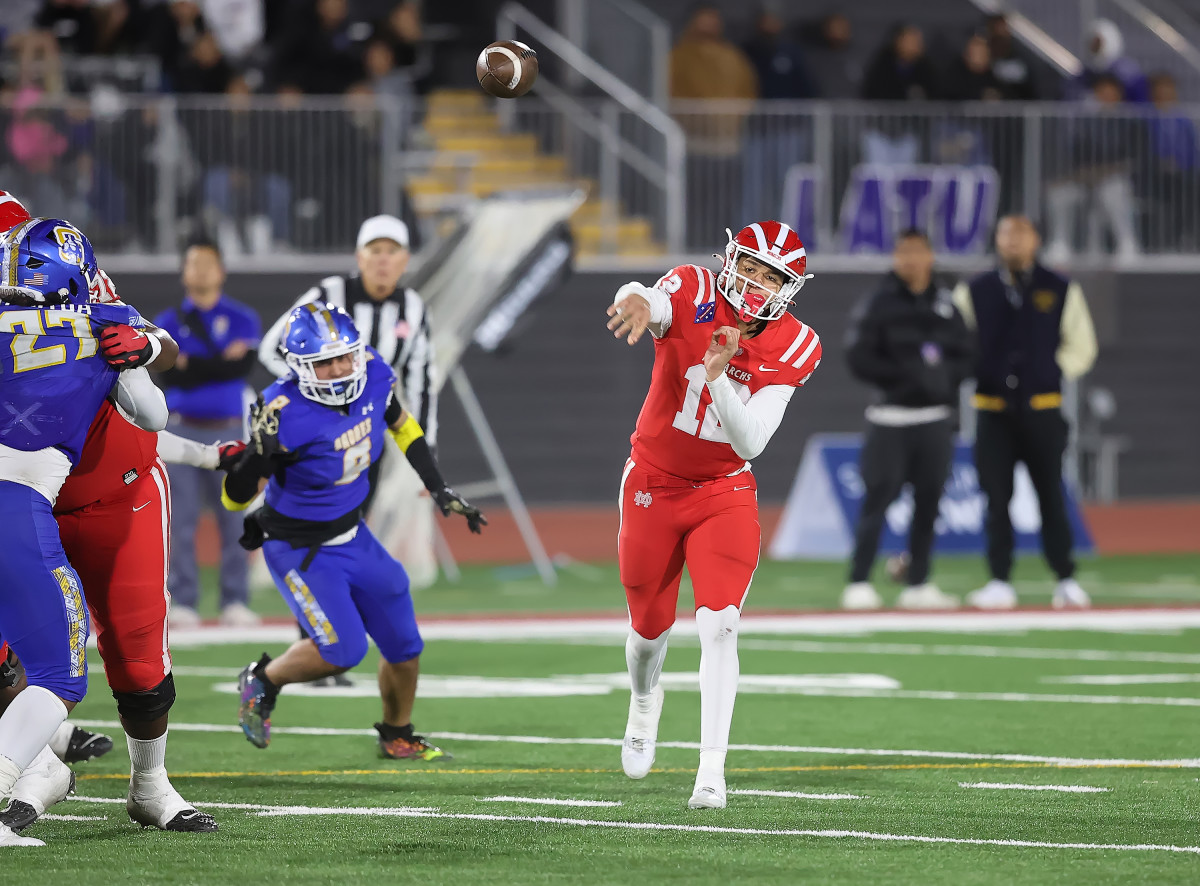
[953,215,1097,610]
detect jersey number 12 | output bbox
[672,363,748,444]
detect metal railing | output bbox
[996,0,1200,98]
[558,0,670,108]
[2,94,1198,265]
[496,2,686,252]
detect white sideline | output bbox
[730,790,865,800]
[65,796,1200,854]
[69,719,1200,768]
[476,796,623,807]
[737,639,1200,664]
[959,783,1111,793]
[151,608,1200,647]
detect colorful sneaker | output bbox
[375,725,451,761]
[238,655,277,749]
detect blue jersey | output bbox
[0,303,141,464]
[262,349,397,522]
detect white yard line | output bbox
[147,608,1200,647]
[69,719,1200,768]
[736,639,1200,664]
[476,796,623,807]
[63,796,1200,854]
[959,782,1111,793]
[729,790,865,800]
[39,813,109,821]
[1041,674,1200,685]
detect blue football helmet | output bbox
[281,302,367,406]
[0,218,96,306]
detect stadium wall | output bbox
[116,268,1200,504]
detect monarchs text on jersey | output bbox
[629,265,821,482]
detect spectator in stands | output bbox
[862,23,940,102]
[669,4,757,104]
[800,13,860,99]
[155,239,262,630]
[174,30,233,94]
[1045,74,1142,262]
[861,24,939,166]
[202,0,265,66]
[1145,72,1199,250]
[34,0,98,56]
[944,33,1002,102]
[1076,18,1148,104]
[141,0,211,90]
[743,8,816,100]
[983,13,1039,100]
[364,37,415,107]
[375,0,422,71]
[670,4,757,248]
[92,0,140,56]
[275,0,367,94]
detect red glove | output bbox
[216,440,248,472]
[99,324,154,368]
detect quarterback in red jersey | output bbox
[606,221,821,809]
[0,191,221,835]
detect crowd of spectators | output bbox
[669,4,1200,256]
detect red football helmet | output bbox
[0,191,32,232]
[715,221,812,322]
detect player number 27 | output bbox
[0,309,97,373]
[672,363,746,443]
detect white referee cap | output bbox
[356,215,409,250]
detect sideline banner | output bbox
[768,433,1093,560]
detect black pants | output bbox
[975,409,1074,582]
[849,419,954,585]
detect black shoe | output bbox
[0,800,39,831]
[162,809,219,832]
[61,726,115,764]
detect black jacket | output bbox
[845,273,975,408]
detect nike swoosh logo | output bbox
[758,364,780,372]
[132,502,151,512]
[733,485,754,491]
[178,811,201,820]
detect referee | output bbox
[953,215,1097,610]
[260,214,440,588]
[842,229,973,610]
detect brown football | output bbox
[476,40,539,99]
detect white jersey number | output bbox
[671,363,746,444]
[336,438,372,486]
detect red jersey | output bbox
[629,264,821,482]
[54,399,159,513]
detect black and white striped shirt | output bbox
[260,275,438,444]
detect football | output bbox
[476,39,539,98]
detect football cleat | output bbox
[59,725,115,764]
[0,747,75,831]
[840,582,883,611]
[377,730,451,761]
[0,822,42,847]
[238,655,277,749]
[896,583,959,610]
[128,781,218,832]
[1053,578,1091,609]
[688,769,728,810]
[967,580,1019,610]
[621,683,665,779]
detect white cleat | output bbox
[621,684,664,779]
[219,602,262,628]
[0,823,43,847]
[688,769,727,809]
[896,583,959,610]
[840,582,883,610]
[1053,578,1091,610]
[168,605,202,630]
[128,777,218,832]
[967,580,1019,610]
[0,746,75,832]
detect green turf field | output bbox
[7,555,1200,884]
